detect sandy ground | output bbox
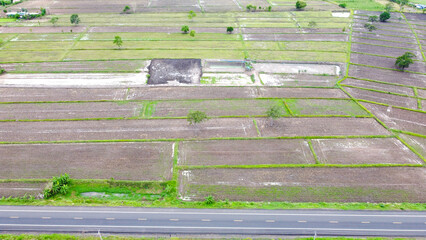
[253,63,340,75]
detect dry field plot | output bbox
[0,182,45,198]
[341,78,415,96]
[179,167,426,202]
[0,142,174,180]
[179,139,316,166]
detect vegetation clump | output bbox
[187,110,208,125]
[338,3,346,8]
[49,16,58,26]
[379,11,390,22]
[364,23,377,31]
[189,30,196,37]
[113,35,123,49]
[296,0,307,10]
[122,5,131,14]
[226,26,234,33]
[188,10,196,19]
[43,174,71,199]
[181,25,189,33]
[395,52,415,71]
[204,195,215,205]
[70,14,80,25]
[368,15,378,22]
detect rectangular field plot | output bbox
[255,117,390,137]
[2,41,74,51]
[179,167,426,202]
[0,142,174,181]
[0,118,258,142]
[0,102,143,120]
[243,33,348,42]
[311,138,423,165]
[65,49,245,61]
[399,134,426,159]
[11,33,81,41]
[150,99,288,118]
[179,139,315,166]
[341,78,415,96]
[285,99,369,116]
[0,50,65,63]
[247,50,346,62]
[344,86,419,109]
[259,74,339,87]
[351,43,422,59]
[350,53,426,73]
[83,32,240,41]
[362,102,426,135]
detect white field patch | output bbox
[253,63,340,75]
[260,74,334,86]
[332,12,350,17]
[201,73,256,86]
[0,73,148,87]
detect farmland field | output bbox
[0,0,425,206]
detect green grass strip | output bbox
[307,139,319,164]
[341,84,418,99]
[179,163,423,169]
[281,99,294,116]
[391,129,426,139]
[357,99,426,114]
[394,134,425,163]
[402,13,426,62]
[413,87,422,110]
[252,118,261,137]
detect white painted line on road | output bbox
[361,221,370,224]
[138,218,147,221]
[265,220,275,223]
[329,221,339,223]
[73,217,83,220]
[169,219,179,221]
[201,219,211,222]
[9,216,19,219]
[1,223,425,232]
[234,220,243,222]
[298,220,307,223]
[393,222,402,224]
[41,217,51,219]
[106,218,115,220]
[2,209,424,218]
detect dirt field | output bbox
[255,117,390,137]
[0,142,174,180]
[259,74,339,87]
[179,167,426,202]
[341,78,415,96]
[0,182,45,198]
[349,53,426,73]
[179,139,315,166]
[311,138,423,165]
[284,99,369,116]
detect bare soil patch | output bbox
[348,65,426,88]
[285,99,369,116]
[0,27,86,33]
[311,138,423,165]
[255,87,347,98]
[255,117,390,137]
[148,59,202,85]
[179,167,426,202]
[0,182,45,198]
[399,133,426,158]
[243,33,347,41]
[350,53,426,73]
[344,86,418,109]
[352,43,422,60]
[361,102,426,135]
[0,142,173,180]
[352,31,416,43]
[352,28,414,38]
[259,74,339,87]
[179,139,315,166]
[418,89,426,98]
[89,26,228,33]
[0,102,142,120]
[342,78,415,96]
[352,37,417,49]
[0,118,258,142]
[352,23,412,33]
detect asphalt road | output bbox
[0,206,425,237]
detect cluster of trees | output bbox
[296,0,307,10]
[7,7,46,20]
[43,174,71,199]
[364,11,390,31]
[246,4,272,12]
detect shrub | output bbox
[188,10,196,19]
[181,25,189,33]
[113,35,123,48]
[364,23,377,31]
[368,15,378,22]
[267,6,272,11]
[379,11,390,22]
[338,3,346,8]
[189,30,196,37]
[295,0,307,9]
[122,5,131,13]
[395,52,415,70]
[70,14,80,25]
[226,26,234,33]
[187,110,208,125]
[40,8,46,16]
[43,174,71,199]
[0,68,5,74]
[204,195,215,205]
[49,16,58,26]
[246,4,256,11]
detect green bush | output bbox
[368,15,378,22]
[226,26,234,33]
[204,195,215,205]
[70,14,80,25]
[296,0,307,9]
[0,68,5,74]
[189,30,196,37]
[379,11,390,22]
[181,25,189,33]
[364,23,377,31]
[339,3,346,8]
[395,52,415,71]
[187,110,208,125]
[43,174,71,199]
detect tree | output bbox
[113,35,123,49]
[188,10,196,20]
[226,26,234,34]
[0,67,5,75]
[266,105,282,126]
[122,5,131,13]
[70,14,80,25]
[368,15,378,22]
[267,5,272,11]
[364,23,377,31]
[379,11,390,22]
[181,25,189,33]
[339,3,346,8]
[395,52,415,70]
[190,30,196,37]
[49,16,58,26]
[187,111,208,125]
[295,0,307,10]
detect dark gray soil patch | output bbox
[0,142,173,180]
[0,27,86,34]
[352,43,422,60]
[89,26,230,33]
[243,33,347,41]
[343,86,418,109]
[148,59,202,84]
[399,133,426,158]
[352,31,416,43]
[312,138,423,165]
[350,53,426,73]
[179,139,315,166]
[342,78,415,96]
[352,37,417,49]
[362,102,426,135]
